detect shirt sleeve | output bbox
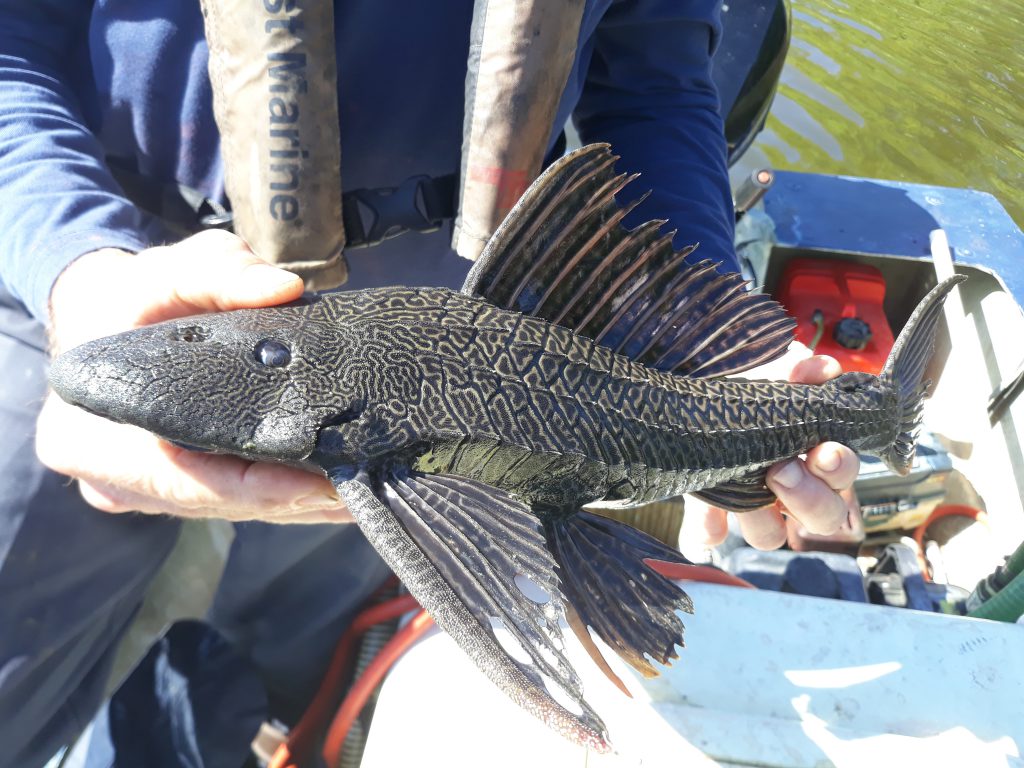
[574,0,737,273]
[0,2,151,324]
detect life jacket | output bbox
[198,0,586,290]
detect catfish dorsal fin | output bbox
[462,143,795,377]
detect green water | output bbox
[738,0,1024,226]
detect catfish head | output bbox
[49,296,368,466]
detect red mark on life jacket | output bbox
[468,166,529,217]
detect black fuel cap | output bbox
[833,317,873,350]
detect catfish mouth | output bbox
[155,406,364,463]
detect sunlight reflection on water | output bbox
[736,0,1023,226]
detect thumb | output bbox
[132,230,305,324]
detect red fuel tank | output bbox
[775,259,895,375]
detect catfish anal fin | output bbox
[691,471,777,512]
[331,468,611,752]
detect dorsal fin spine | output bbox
[532,191,640,317]
[573,224,671,333]
[484,153,617,297]
[510,170,635,310]
[552,216,663,328]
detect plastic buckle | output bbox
[346,175,443,249]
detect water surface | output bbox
[737,0,1023,226]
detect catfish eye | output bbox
[254,339,291,367]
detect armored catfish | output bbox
[50,144,963,751]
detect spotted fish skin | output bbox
[48,144,963,752]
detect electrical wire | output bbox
[268,593,421,768]
[321,609,435,767]
[808,309,825,351]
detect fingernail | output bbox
[820,356,843,379]
[296,493,341,508]
[816,445,842,472]
[244,263,301,291]
[770,461,803,489]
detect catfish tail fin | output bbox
[880,275,966,474]
[547,511,693,681]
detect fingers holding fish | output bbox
[679,497,729,547]
[76,478,137,514]
[684,442,857,550]
[766,452,853,536]
[160,443,352,522]
[805,441,859,491]
[36,392,351,522]
[787,353,844,385]
[48,232,304,354]
[79,476,350,523]
[128,230,306,325]
[735,505,788,550]
[680,496,788,551]
[779,353,861,536]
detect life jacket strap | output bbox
[110,160,458,251]
[342,174,457,249]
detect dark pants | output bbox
[0,289,390,767]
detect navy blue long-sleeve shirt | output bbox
[0,0,734,324]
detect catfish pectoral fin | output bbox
[331,468,611,752]
[548,511,693,679]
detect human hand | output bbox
[682,344,860,550]
[37,230,351,523]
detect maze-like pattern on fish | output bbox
[303,287,900,508]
